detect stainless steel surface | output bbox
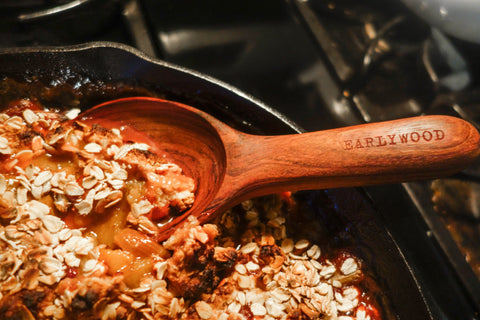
[401,0,480,44]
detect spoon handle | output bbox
[223,115,480,200]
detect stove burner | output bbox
[294,0,434,123]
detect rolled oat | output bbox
[0,104,380,320]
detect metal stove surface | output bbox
[0,0,479,319]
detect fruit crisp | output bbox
[0,102,380,320]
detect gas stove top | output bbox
[0,0,479,318]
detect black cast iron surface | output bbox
[0,43,435,319]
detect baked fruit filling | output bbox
[0,101,380,320]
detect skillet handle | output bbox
[221,115,480,201]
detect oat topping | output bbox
[0,102,380,320]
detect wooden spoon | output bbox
[79,97,480,240]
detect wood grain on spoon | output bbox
[80,97,480,240]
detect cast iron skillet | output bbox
[0,42,433,319]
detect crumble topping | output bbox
[0,102,380,320]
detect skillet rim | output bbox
[0,41,434,319]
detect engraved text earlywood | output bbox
[343,129,445,150]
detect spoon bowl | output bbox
[80,97,229,237]
[79,97,480,239]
